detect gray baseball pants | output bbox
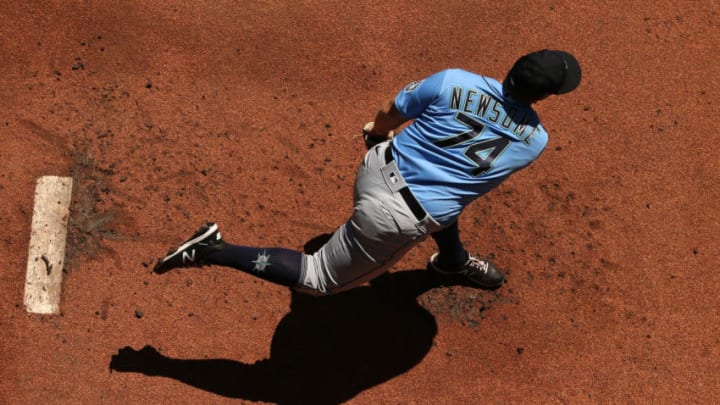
[299,141,442,294]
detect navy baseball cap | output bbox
[506,50,582,98]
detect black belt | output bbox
[384,145,426,221]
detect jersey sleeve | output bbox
[393,70,449,118]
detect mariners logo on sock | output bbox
[252,250,272,272]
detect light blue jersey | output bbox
[392,69,548,225]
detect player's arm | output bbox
[360,71,446,148]
[367,99,409,136]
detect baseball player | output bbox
[154,49,582,295]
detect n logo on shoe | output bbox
[182,249,196,264]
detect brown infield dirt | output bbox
[1,1,718,404]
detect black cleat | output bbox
[153,222,225,274]
[428,253,505,289]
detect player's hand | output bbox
[355,121,395,150]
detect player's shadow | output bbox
[110,233,476,405]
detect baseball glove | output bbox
[355,121,395,150]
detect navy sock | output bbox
[431,221,469,268]
[206,243,303,287]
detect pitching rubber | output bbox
[24,176,73,315]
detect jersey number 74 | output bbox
[433,112,511,176]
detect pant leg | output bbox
[299,142,440,294]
